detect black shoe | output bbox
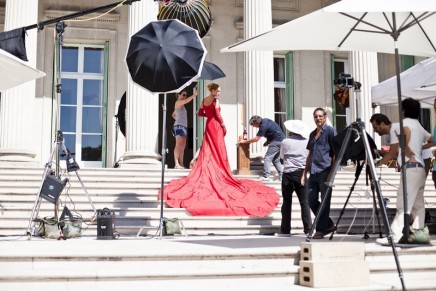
[312,232,324,239]
[324,224,336,235]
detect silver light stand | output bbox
[136,93,168,239]
[26,22,96,238]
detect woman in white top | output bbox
[172,88,198,169]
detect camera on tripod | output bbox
[334,73,354,88]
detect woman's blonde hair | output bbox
[207,83,219,91]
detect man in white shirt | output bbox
[371,98,432,244]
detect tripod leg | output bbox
[306,127,354,241]
[74,171,96,213]
[58,139,97,214]
[158,93,168,240]
[26,196,43,237]
[26,145,58,238]
[370,183,383,238]
[359,122,406,291]
[329,161,365,240]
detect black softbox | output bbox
[333,126,377,165]
[0,27,28,61]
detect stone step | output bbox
[0,235,435,291]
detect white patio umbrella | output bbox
[372,56,436,107]
[222,0,436,55]
[221,0,436,249]
[0,48,45,91]
[221,2,436,288]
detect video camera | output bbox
[334,73,354,88]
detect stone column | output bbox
[244,0,274,158]
[119,1,160,168]
[349,51,379,138]
[0,0,39,165]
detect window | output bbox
[59,44,107,167]
[274,53,293,133]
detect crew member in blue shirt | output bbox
[240,115,285,181]
[302,108,336,239]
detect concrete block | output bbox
[300,242,365,262]
[299,260,370,288]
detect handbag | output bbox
[36,216,60,239]
[36,215,83,239]
[163,217,186,236]
[60,216,83,238]
[407,226,431,244]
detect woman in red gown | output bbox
[163,83,279,216]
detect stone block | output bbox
[299,260,370,288]
[300,242,365,262]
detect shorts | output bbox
[173,125,188,138]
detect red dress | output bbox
[162,98,279,216]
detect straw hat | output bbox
[283,120,311,139]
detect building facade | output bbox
[0,0,417,171]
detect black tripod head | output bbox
[65,148,80,172]
[333,120,377,165]
[56,130,64,143]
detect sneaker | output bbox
[376,237,389,245]
[274,232,291,237]
[259,176,270,181]
[174,164,185,169]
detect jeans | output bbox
[281,169,313,234]
[307,169,334,233]
[263,141,283,178]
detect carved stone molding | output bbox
[236,0,299,11]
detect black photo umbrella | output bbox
[126,19,206,238]
[157,0,212,38]
[0,27,28,61]
[199,61,226,80]
[126,19,206,93]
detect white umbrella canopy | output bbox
[221,0,436,55]
[0,48,45,91]
[372,57,436,107]
[221,0,436,277]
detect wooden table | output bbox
[237,143,250,175]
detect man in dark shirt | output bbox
[240,115,285,181]
[302,108,336,239]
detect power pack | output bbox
[40,175,68,204]
[97,208,115,240]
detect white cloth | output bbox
[389,119,431,166]
[280,135,308,173]
[422,148,432,160]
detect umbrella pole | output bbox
[394,46,410,242]
[159,93,168,240]
[25,0,141,31]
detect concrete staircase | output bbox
[1,165,436,236]
[1,166,436,291]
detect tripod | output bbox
[26,22,96,238]
[26,131,96,238]
[306,120,406,291]
[328,160,383,240]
